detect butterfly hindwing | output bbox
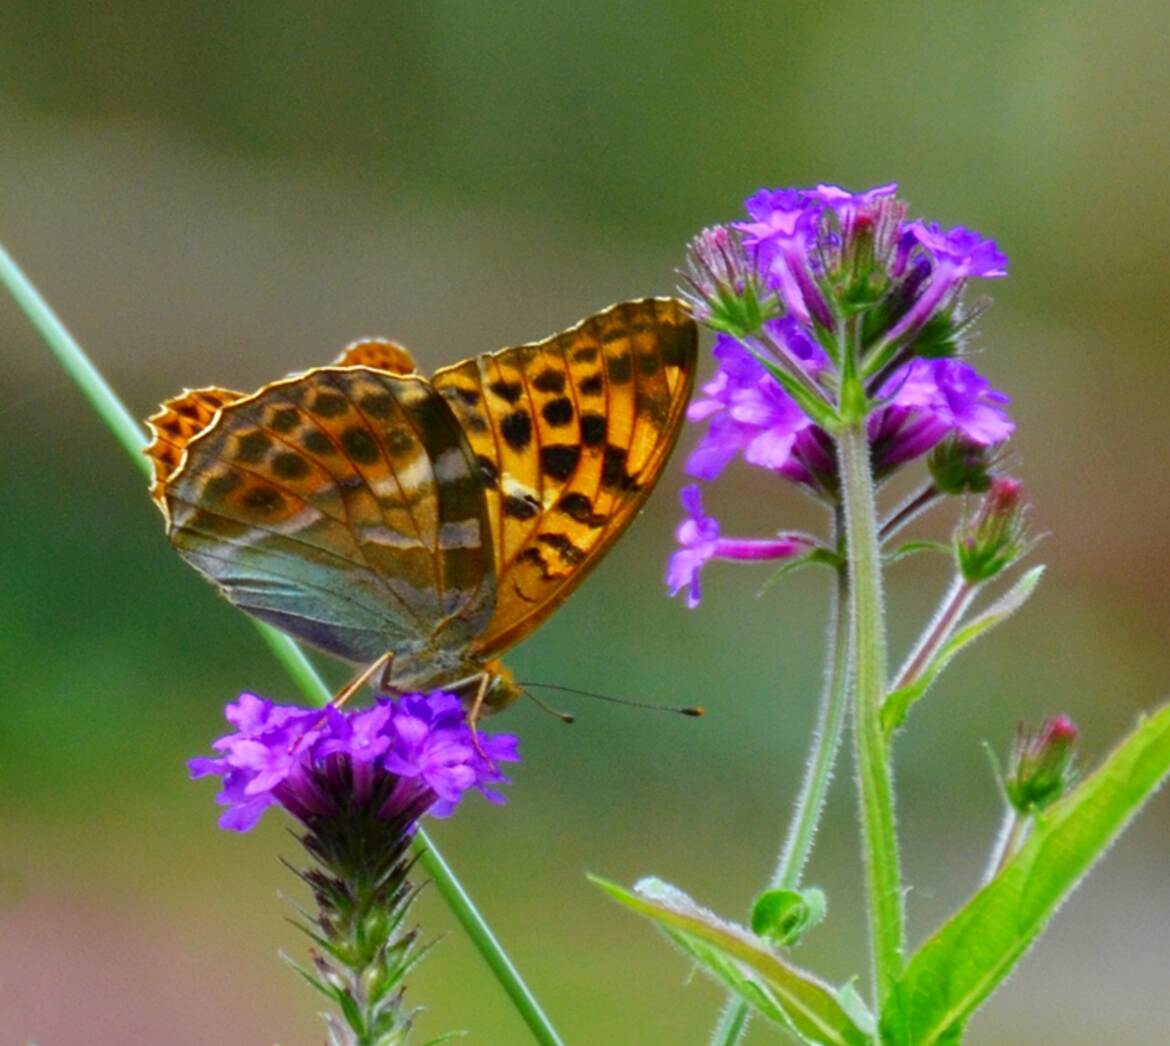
[333,338,419,374]
[160,367,494,665]
[432,298,698,656]
[145,386,243,508]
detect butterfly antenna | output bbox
[517,687,576,725]
[518,682,704,718]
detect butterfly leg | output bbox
[287,652,396,755]
[332,651,394,709]
[465,672,494,766]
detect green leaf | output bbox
[881,702,1170,1045]
[757,547,842,597]
[881,566,1044,735]
[746,345,841,431]
[751,887,827,947]
[883,540,951,566]
[591,875,872,1045]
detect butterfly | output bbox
[145,298,698,720]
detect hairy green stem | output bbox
[711,516,851,1046]
[836,420,905,1005]
[0,242,564,1046]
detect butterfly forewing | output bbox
[432,298,698,656]
[160,367,494,665]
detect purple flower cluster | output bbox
[669,183,1016,604]
[190,691,519,832]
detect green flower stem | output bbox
[770,544,850,891]
[712,515,851,1046]
[836,419,906,1005]
[890,574,977,693]
[0,242,564,1046]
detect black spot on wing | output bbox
[579,373,604,396]
[504,493,540,520]
[607,353,632,384]
[489,379,523,404]
[538,531,585,565]
[203,471,243,502]
[501,410,533,450]
[341,426,380,464]
[449,385,480,406]
[270,408,300,433]
[601,445,639,491]
[540,444,581,482]
[557,492,607,527]
[360,392,395,420]
[235,431,272,463]
[272,451,310,479]
[580,412,606,446]
[310,392,347,417]
[303,430,335,455]
[533,369,567,394]
[541,397,574,427]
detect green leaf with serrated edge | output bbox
[591,875,872,1045]
[745,345,841,431]
[881,702,1170,1045]
[883,540,951,566]
[881,566,1044,735]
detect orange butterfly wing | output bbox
[430,297,698,656]
[146,387,243,508]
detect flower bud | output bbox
[955,476,1030,581]
[1004,715,1079,813]
[679,224,778,336]
[928,436,999,495]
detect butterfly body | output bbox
[147,299,697,714]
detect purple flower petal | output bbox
[191,692,519,832]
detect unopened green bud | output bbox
[1004,715,1079,813]
[929,436,998,495]
[956,476,1030,581]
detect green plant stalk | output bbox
[711,518,851,1046]
[0,242,564,1046]
[836,419,905,1005]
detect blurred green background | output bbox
[2,3,1169,1043]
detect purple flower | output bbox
[685,340,1013,488]
[905,220,1008,279]
[871,358,1014,473]
[810,182,899,212]
[685,335,820,483]
[666,486,814,607]
[883,220,1007,347]
[190,691,519,831]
